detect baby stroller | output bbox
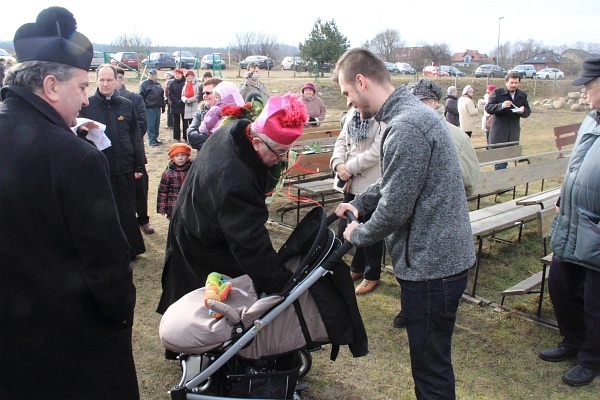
[159,207,368,399]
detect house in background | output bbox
[450,49,491,71]
[561,49,597,77]
[394,47,426,69]
[521,50,562,69]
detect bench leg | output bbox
[471,237,484,297]
[536,264,549,318]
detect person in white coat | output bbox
[458,85,478,138]
[330,108,385,295]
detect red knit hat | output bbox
[174,68,184,75]
[486,84,496,92]
[168,143,191,159]
[251,93,308,145]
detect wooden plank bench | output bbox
[500,206,556,318]
[554,123,581,157]
[469,142,526,208]
[466,155,568,297]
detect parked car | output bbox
[535,68,564,80]
[440,65,465,77]
[396,62,416,75]
[0,48,17,65]
[512,64,536,79]
[111,51,139,71]
[89,51,104,71]
[141,52,176,70]
[423,66,449,76]
[173,51,197,69]
[281,56,307,71]
[239,55,274,70]
[200,54,226,70]
[384,62,401,74]
[474,64,506,78]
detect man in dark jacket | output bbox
[117,67,154,235]
[79,63,146,258]
[0,7,138,399]
[157,94,308,317]
[485,71,531,169]
[539,56,600,387]
[168,68,187,141]
[139,68,164,146]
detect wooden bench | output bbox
[553,123,580,157]
[469,142,526,208]
[466,154,568,297]
[500,206,556,318]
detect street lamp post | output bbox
[497,17,504,66]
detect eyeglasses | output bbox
[202,91,213,95]
[582,83,600,95]
[261,139,288,158]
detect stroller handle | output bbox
[322,210,359,269]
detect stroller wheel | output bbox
[298,349,312,379]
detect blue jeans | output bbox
[398,270,468,400]
[146,107,161,144]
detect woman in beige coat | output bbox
[330,108,385,295]
[458,85,478,137]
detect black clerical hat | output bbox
[13,7,93,70]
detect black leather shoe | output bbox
[562,364,600,386]
[539,343,578,362]
[393,311,407,329]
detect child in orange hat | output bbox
[157,143,193,219]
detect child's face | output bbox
[172,152,190,166]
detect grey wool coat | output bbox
[350,87,476,281]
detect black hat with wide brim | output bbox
[573,55,600,86]
[13,15,93,70]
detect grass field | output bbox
[103,68,599,399]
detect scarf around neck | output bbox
[347,110,370,143]
[184,81,195,98]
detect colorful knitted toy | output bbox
[203,272,232,318]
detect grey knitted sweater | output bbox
[350,86,476,281]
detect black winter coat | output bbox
[0,85,138,399]
[79,89,145,175]
[485,86,531,144]
[444,94,459,126]
[139,78,164,108]
[157,119,292,314]
[168,77,186,114]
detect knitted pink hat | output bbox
[251,93,308,145]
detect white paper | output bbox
[72,118,112,150]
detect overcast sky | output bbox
[1,1,598,56]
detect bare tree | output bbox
[228,32,256,61]
[110,26,152,51]
[370,29,405,62]
[254,32,280,61]
[419,42,452,66]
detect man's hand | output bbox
[502,100,513,109]
[335,202,358,220]
[134,172,143,179]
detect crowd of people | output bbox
[2,6,599,399]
